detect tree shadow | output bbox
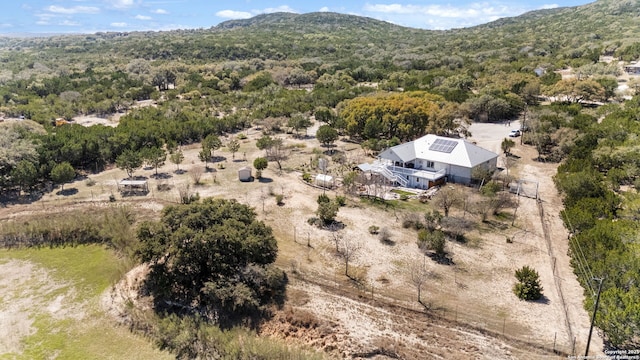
[258,177,273,183]
[56,188,79,196]
[211,155,227,163]
[151,172,172,179]
[380,238,396,246]
[0,190,45,206]
[174,169,186,175]
[532,295,550,305]
[427,252,455,265]
[323,221,345,231]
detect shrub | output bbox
[109,194,116,202]
[513,266,544,301]
[402,213,424,230]
[335,195,346,207]
[417,229,446,256]
[302,172,312,183]
[275,194,284,205]
[368,225,380,235]
[237,133,247,140]
[85,178,96,187]
[378,227,392,244]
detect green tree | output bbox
[198,149,211,169]
[136,198,285,316]
[203,134,222,159]
[141,146,166,176]
[256,135,275,154]
[314,106,336,124]
[417,229,446,257]
[50,162,75,191]
[316,196,339,225]
[513,266,543,301]
[116,149,143,179]
[316,125,338,149]
[227,137,240,160]
[170,149,185,172]
[501,138,516,155]
[11,160,38,195]
[253,157,268,178]
[287,113,312,137]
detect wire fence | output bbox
[292,268,575,358]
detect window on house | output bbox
[426,161,434,168]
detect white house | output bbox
[359,134,498,189]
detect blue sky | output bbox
[0,0,592,34]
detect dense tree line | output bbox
[554,97,640,349]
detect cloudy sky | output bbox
[0,0,592,34]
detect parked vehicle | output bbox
[509,129,521,137]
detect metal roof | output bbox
[119,179,147,185]
[381,134,497,168]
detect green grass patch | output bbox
[0,245,171,360]
[391,189,416,196]
[0,245,130,299]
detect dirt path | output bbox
[508,141,603,355]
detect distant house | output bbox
[624,62,640,75]
[359,134,498,189]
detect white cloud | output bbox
[135,15,152,20]
[540,4,559,9]
[152,9,168,14]
[362,2,539,29]
[216,5,299,20]
[319,6,330,12]
[216,10,253,19]
[261,5,297,14]
[105,0,136,9]
[0,23,13,28]
[47,5,100,14]
[59,20,80,26]
[363,3,512,19]
[111,22,128,27]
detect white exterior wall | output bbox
[447,164,473,184]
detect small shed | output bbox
[238,166,252,181]
[315,174,334,188]
[118,179,148,194]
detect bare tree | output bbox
[407,257,430,306]
[433,186,461,217]
[190,166,204,185]
[328,223,343,252]
[338,237,362,279]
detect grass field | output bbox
[0,245,172,360]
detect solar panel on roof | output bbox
[429,138,458,153]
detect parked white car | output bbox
[508,129,521,137]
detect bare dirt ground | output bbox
[0,259,80,355]
[0,118,603,359]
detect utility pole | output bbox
[585,277,604,357]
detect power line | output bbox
[562,210,596,296]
